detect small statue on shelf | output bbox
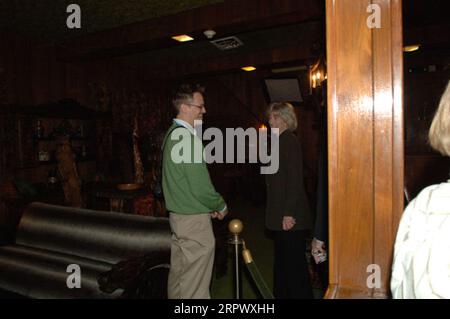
[56,138,82,207]
[133,115,144,185]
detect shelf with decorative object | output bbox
[0,99,110,185]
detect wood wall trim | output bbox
[325,0,404,298]
[391,0,404,260]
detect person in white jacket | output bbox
[391,81,450,299]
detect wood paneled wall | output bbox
[326,0,403,298]
[1,29,321,193]
[0,30,33,105]
[0,30,158,107]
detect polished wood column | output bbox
[325,0,404,298]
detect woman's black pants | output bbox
[273,230,313,299]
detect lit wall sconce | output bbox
[403,44,420,52]
[310,57,327,90]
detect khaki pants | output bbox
[168,213,215,299]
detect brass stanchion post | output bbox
[228,219,243,299]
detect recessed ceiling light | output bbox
[172,35,194,42]
[241,66,256,72]
[403,44,420,52]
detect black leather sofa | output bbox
[0,202,171,298]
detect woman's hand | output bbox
[282,216,296,230]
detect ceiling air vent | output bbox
[210,36,243,50]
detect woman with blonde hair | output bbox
[265,102,313,298]
[429,82,450,156]
[391,81,450,298]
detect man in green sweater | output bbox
[162,84,228,299]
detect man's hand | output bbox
[282,216,296,231]
[211,208,228,220]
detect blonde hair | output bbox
[429,81,450,156]
[267,102,298,131]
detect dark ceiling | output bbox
[403,0,450,67]
[0,0,224,42]
[115,20,323,71]
[0,0,325,74]
[0,0,448,74]
[403,0,449,28]
[0,0,447,42]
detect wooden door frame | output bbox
[325,0,404,298]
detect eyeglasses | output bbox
[187,103,205,110]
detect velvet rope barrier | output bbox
[228,219,274,299]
